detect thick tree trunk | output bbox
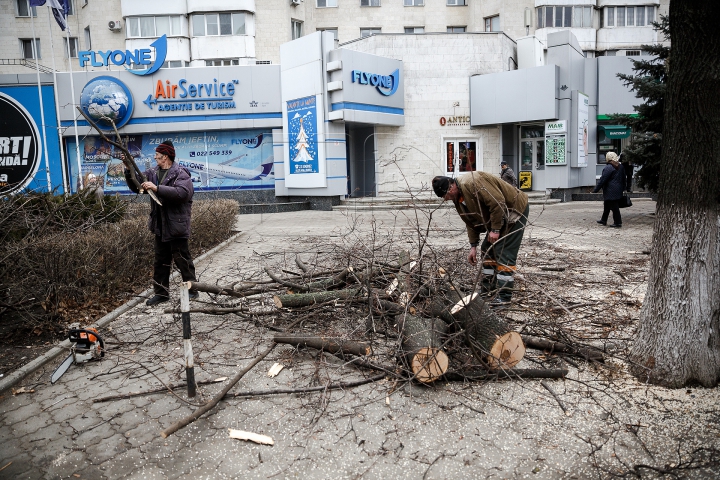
[398,314,448,383]
[629,0,720,387]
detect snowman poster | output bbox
[287,95,319,175]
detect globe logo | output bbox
[80,76,134,129]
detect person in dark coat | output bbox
[500,161,518,188]
[593,151,625,228]
[125,140,198,306]
[619,152,634,192]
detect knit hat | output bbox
[155,140,175,160]
[500,161,508,166]
[432,176,452,197]
[606,151,618,163]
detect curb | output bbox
[0,229,246,395]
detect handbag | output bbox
[619,194,633,208]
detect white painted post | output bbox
[180,281,196,397]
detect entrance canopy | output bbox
[599,125,631,139]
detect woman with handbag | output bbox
[593,151,626,228]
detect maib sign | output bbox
[0,92,41,196]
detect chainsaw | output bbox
[50,325,105,384]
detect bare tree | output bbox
[630,0,720,387]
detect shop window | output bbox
[360,28,381,37]
[317,0,337,7]
[536,6,593,28]
[16,0,37,17]
[292,20,303,39]
[485,15,500,32]
[447,26,466,33]
[404,0,423,6]
[317,28,338,40]
[404,27,424,34]
[445,140,478,175]
[361,0,380,6]
[20,38,40,59]
[64,37,78,58]
[192,13,246,37]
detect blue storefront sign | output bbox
[79,35,167,76]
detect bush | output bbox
[0,195,238,329]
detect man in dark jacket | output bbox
[432,173,529,308]
[593,151,625,228]
[500,161,518,188]
[125,140,198,306]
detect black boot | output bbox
[480,266,496,297]
[490,272,514,308]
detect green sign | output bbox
[599,125,631,139]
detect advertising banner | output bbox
[66,129,274,194]
[286,96,319,175]
[545,120,567,166]
[576,92,589,167]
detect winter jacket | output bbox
[500,167,518,188]
[593,163,625,201]
[125,161,194,242]
[453,171,529,245]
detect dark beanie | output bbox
[432,176,452,197]
[156,140,175,160]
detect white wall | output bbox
[342,33,515,196]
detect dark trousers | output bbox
[153,236,197,296]
[601,200,622,225]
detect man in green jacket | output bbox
[432,173,530,307]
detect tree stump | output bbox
[439,292,525,369]
[398,314,449,383]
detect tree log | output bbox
[273,335,371,357]
[521,335,604,362]
[444,368,568,381]
[187,281,248,298]
[399,314,449,383]
[273,288,363,308]
[436,292,525,369]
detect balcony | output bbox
[535,27,597,52]
[187,0,256,14]
[597,26,657,51]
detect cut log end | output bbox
[487,332,526,369]
[410,347,449,383]
[273,296,283,308]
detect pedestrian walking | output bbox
[432,173,529,307]
[124,140,199,306]
[500,161,518,188]
[593,151,625,228]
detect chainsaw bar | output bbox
[50,354,74,384]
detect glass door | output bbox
[518,125,545,190]
[445,140,478,175]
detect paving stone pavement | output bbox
[2,200,719,479]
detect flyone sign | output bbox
[78,35,167,76]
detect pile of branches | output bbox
[0,193,238,331]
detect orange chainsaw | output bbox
[50,326,105,384]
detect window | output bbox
[404,0,423,6]
[447,0,466,5]
[625,50,641,56]
[16,0,37,17]
[360,27,381,37]
[404,27,424,34]
[605,6,654,27]
[192,13,246,36]
[64,37,78,58]
[446,26,466,33]
[536,6,592,28]
[20,38,40,59]
[317,28,338,40]
[485,15,500,32]
[292,20,303,40]
[205,59,239,66]
[162,60,186,68]
[317,0,337,6]
[361,0,380,5]
[84,27,91,49]
[66,0,74,15]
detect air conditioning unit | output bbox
[108,20,122,32]
[291,0,301,6]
